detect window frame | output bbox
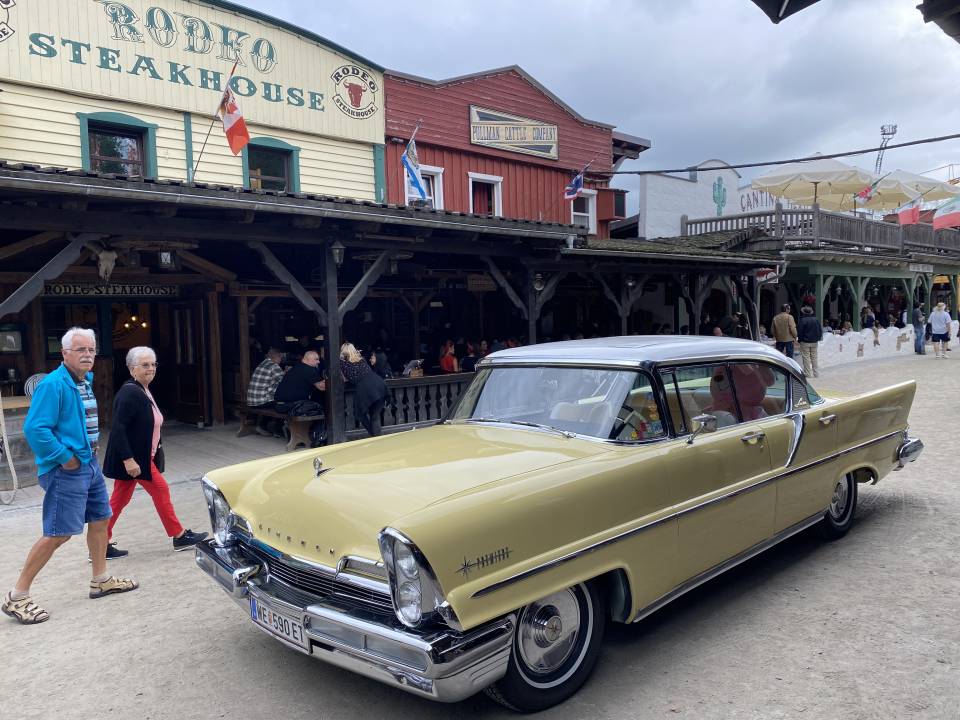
[571,188,598,234]
[404,163,444,209]
[242,137,301,193]
[467,171,503,217]
[77,111,158,178]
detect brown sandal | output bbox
[89,575,139,599]
[2,591,50,624]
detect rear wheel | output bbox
[485,581,605,713]
[819,472,858,539]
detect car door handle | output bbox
[740,431,766,445]
[818,414,837,426]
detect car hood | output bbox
[211,424,606,565]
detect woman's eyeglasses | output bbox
[137,362,159,369]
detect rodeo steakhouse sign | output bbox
[0,0,383,141]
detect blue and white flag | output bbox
[563,171,584,201]
[401,137,427,201]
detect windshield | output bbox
[448,366,666,442]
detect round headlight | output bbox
[212,494,232,545]
[395,542,419,580]
[398,581,422,624]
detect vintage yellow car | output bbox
[196,336,922,712]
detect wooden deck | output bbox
[682,205,960,257]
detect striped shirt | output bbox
[76,377,100,447]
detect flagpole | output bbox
[191,59,239,183]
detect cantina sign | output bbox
[44,282,179,297]
[470,106,558,160]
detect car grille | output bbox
[240,540,394,612]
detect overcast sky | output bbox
[232,0,960,208]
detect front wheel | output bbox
[485,582,605,713]
[819,472,858,539]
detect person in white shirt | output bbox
[929,302,952,358]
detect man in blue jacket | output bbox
[2,327,138,625]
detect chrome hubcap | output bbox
[517,589,581,675]
[829,477,850,520]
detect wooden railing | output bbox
[682,205,960,256]
[343,372,475,438]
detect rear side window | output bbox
[729,362,788,419]
[791,376,824,407]
[670,364,739,429]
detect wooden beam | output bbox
[247,240,328,325]
[483,256,527,317]
[248,296,266,314]
[0,233,100,320]
[179,249,237,281]
[29,298,45,373]
[237,295,251,403]
[0,231,63,262]
[207,290,225,425]
[322,244,345,444]
[338,250,391,324]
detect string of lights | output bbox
[598,131,960,176]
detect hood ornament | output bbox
[313,457,332,477]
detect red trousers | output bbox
[107,461,184,540]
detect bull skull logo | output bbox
[331,64,379,120]
[0,0,15,43]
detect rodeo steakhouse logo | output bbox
[0,0,15,43]
[331,64,379,120]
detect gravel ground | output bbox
[0,353,956,720]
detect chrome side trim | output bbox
[630,511,826,624]
[472,429,904,599]
[785,413,804,467]
[472,512,676,599]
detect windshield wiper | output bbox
[501,419,576,439]
[450,417,574,438]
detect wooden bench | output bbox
[235,406,323,452]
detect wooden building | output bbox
[384,66,649,238]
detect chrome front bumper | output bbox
[195,540,514,703]
[896,435,924,469]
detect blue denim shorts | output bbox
[38,457,112,537]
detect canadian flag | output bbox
[218,86,250,155]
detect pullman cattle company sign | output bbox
[470,106,558,160]
[0,0,383,141]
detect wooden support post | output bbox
[322,245,345,445]
[29,298,45,373]
[400,292,434,362]
[338,250,392,324]
[206,290,225,425]
[527,282,538,345]
[248,240,328,326]
[814,274,824,327]
[237,295,250,402]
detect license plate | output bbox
[250,596,308,650]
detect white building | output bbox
[628,159,787,239]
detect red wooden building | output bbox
[384,66,649,239]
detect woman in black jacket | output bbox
[102,346,206,557]
[340,342,389,437]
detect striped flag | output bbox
[563,171,584,201]
[217,86,250,155]
[896,198,921,226]
[933,198,960,230]
[401,136,427,201]
[854,178,882,203]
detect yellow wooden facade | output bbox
[0,0,383,198]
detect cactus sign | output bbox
[712,176,727,216]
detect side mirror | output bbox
[687,413,718,444]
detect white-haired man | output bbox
[2,328,138,625]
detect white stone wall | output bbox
[784,322,959,370]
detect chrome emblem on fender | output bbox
[457,547,512,577]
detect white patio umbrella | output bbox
[751,156,878,205]
[787,169,960,212]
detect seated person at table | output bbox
[246,347,284,436]
[274,351,325,411]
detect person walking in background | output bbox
[340,342,389,437]
[771,304,798,358]
[797,305,823,378]
[929,302,952,358]
[912,302,926,355]
[246,347,285,436]
[3,328,137,625]
[103,347,208,555]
